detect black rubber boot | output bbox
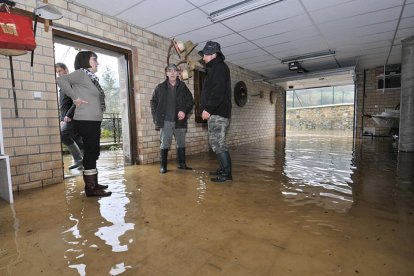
[177,148,192,170]
[160,149,169,173]
[211,151,232,182]
[209,167,223,175]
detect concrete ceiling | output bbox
[71,0,414,89]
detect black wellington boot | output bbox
[83,174,112,197]
[211,151,232,182]
[160,149,169,173]
[177,148,192,170]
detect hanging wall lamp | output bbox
[31,0,63,68]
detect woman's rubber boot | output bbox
[83,170,111,197]
[177,147,192,170]
[95,169,108,190]
[160,149,169,174]
[211,151,232,182]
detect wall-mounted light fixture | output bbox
[31,0,63,67]
[281,50,336,64]
[251,90,265,98]
[209,0,284,23]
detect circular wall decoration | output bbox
[234,81,248,107]
[270,90,277,104]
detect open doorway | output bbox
[53,31,136,177]
[285,85,355,137]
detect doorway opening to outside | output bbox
[53,31,136,177]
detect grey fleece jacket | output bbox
[56,69,104,121]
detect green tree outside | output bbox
[101,67,120,114]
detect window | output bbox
[377,64,401,89]
[286,85,354,109]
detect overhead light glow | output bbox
[209,0,284,23]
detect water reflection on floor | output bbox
[1,136,413,275]
[281,137,355,212]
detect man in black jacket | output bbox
[55,63,83,170]
[199,41,233,182]
[150,64,194,173]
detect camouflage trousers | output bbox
[208,115,230,154]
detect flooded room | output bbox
[1,0,414,275]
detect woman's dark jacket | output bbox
[150,78,194,129]
[200,54,232,119]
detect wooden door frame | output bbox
[52,29,138,165]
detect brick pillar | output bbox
[399,36,414,152]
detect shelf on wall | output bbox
[0,106,14,204]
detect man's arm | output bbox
[184,86,194,115]
[65,104,76,120]
[150,86,159,123]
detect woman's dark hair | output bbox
[74,51,97,70]
[55,62,68,70]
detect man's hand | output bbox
[73,98,88,107]
[202,110,210,120]
[63,116,72,123]
[177,111,185,120]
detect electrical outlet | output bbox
[34,91,42,99]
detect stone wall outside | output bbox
[286,104,354,135]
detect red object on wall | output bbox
[0,10,36,56]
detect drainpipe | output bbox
[352,81,357,141]
[360,69,367,138]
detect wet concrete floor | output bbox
[1,136,413,275]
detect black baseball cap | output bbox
[198,41,223,56]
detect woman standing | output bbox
[57,51,111,197]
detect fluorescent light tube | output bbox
[281,50,336,64]
[264,67,356,83]
[209,0,284,23]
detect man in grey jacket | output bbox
[150,64,194,173]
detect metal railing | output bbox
[101,113,122,145]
